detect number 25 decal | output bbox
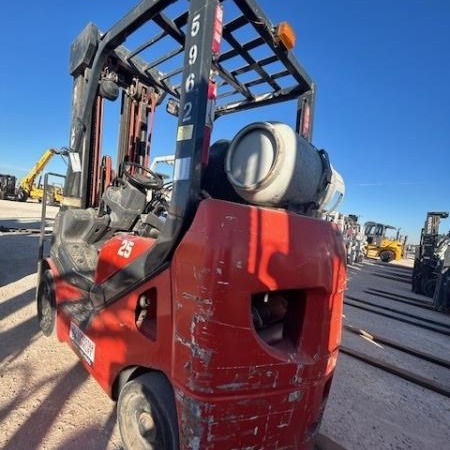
[117,239,135,258]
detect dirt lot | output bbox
[0,200,121,450]
[1,200,449,450]
[321,259,450,450]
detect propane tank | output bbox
[225,122,344,212]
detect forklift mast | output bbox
[412,211,449,297]
[419,211,448,258]
[424,211,449,236]
[0,174,17,199]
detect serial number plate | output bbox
[69,321,95,365]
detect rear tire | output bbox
[412,277,422,294]
[422,278,437,298]
[37,270,56,336]
[17,189,28,202]
[379,250,395,263]
[118,372,179,450]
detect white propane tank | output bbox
[225,122,344,211]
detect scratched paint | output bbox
[181,292,213,305]
[170,199,345,448]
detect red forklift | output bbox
[36,1,346,448]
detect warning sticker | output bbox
[173,157,191,181]
[69,321,95,365]
[176,124,194,141]
[68,152,82,173]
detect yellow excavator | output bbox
[17,148,67,204]
[364,221,405,262]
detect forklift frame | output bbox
[37,1,346,448]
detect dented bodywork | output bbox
[47,199,345,448]
[172,200,345,448]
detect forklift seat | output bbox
[58,208,110,246]
[101,181,147,231]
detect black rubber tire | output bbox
[17,189,28,202]
[412,279,423,294]
[118,372,180,450]
[422,278,437,298]
[411,270,423,294]
[37,270,56,336]
[379,250,395,263]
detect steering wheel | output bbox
[122,161,164,190]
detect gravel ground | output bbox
[0,200,122,450]
[320,259,450,450]
[1,200,449,450]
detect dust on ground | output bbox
[1,200,449,450]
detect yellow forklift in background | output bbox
[17,148,67,204]
[364,221,405,262]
